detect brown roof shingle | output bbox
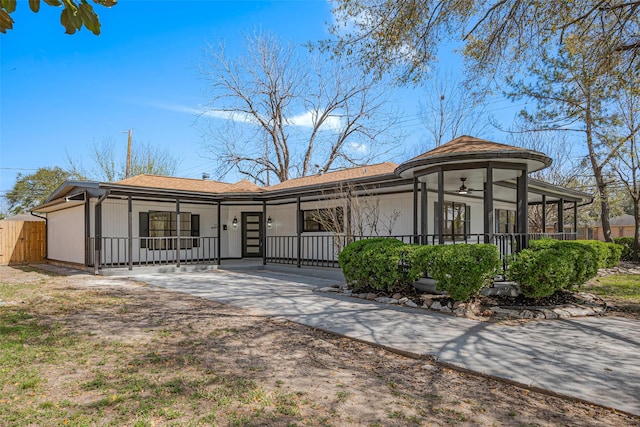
[266,162,398,191]
[115,175,264,194]
[413,135,528,160]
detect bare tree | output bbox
[312,183,402,251]
[68,138,180,182]
[199,32,400,186]
[611,85,640,258]
[418,71,490,150]
[505,122,586,232]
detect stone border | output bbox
[315,284,608,320]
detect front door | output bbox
[242,212,263,258]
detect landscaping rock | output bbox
[539,309,558,319]
[404,300,418,308]
[421,298,433,308]
[440,306,452,313]
[343,290,353,296]
[431,301,443,310]
[454,307,466,317]
[318,287,341,293]
[375,297,399,304]
[392,293,403,300]
[398,297,409,304]
[366,293,377,301]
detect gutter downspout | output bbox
[94,190,110,275]
[30,212,47,260]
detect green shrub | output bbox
[407,244,439,279]
[508,248,574,297]
[530,239,613,269]
[338,238,419,293]
[605,242,623,267]
[572,240,611,269]
[614,237,636,261]
[428,244,501,301]
[523,240,600,291]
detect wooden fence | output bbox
[0,220,46,265]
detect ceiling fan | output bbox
[446,177,484,195]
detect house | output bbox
[574,214,637,241]
[33,136,592,273]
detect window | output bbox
[302,207,344,232]
[435,202,469,240]
[495,209,516,233]
[139,211,199,249]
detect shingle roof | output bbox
[412,135,528,160]
[265,162,398,191]
[115,175,263,194]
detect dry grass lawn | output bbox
[1,265,639,426]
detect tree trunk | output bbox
[585,101,614,242]
[634,199,640,260]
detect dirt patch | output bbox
[1,265,639,426]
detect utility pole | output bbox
[125,129,133,179]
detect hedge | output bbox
[528,238,622,268]
[338,238,420,293]
[508,248,574,298]
[426,244,501,301]
[339,240,501,299]
[614,237,636,261]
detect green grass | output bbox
[589,274,640,302]
[588,274,640,314]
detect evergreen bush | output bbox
[338,238,419,293]
[508,248,573,297]
[428,244,501,301]
[614,237,635,261]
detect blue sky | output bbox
[1,0,519,201]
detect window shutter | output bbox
[465,205,471,235]
[191,214,200,247]
[191,214,200,236]
[139,212,149,249]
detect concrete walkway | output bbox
[121,268,639,415]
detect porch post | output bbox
[346,190,352,242]
[420,182,427,245]
[262,201,267,265]
[484,164,494,243]
[541,195,547,234]
[412,178,418,244]
[217,202,221,265]
[557,198,565,233]
[93,190,109,275]
[437,169,444,244]
[128,195,133,271]
[573,201,578,239]
[516,167,528,249]
[296,196,301,268]
[176,198,181,268]
[94,202,101,275]
[84,191,90,267]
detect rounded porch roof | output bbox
[395,135,552,178]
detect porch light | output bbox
[232,216,238,228]
[458,178,469,195]
[267,216,272,228]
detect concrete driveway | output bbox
[129,268,640,415]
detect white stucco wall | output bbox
[47,205,85,264]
